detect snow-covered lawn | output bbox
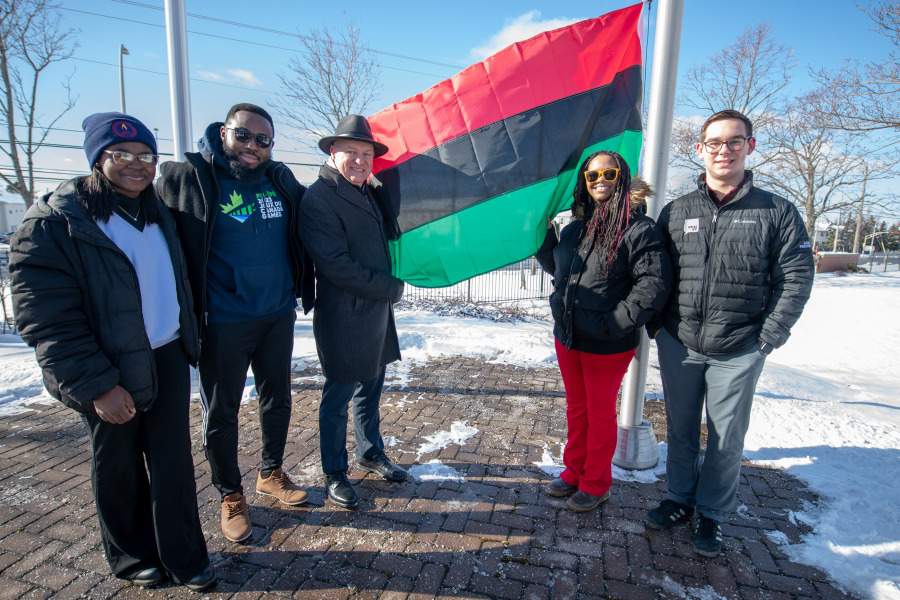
[1,272,898,599]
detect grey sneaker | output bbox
[693,515,723,557]
[646,499,694,530]
[545,477,578,497]
[566,490,610,512]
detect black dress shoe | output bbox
[357,453,407,482]
[127,566,166,588]
[184,563,217,592]
[325,473,359,509]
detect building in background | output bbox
[0,193,27,236]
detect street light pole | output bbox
[118,45,129,113]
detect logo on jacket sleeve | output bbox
[220,190,256,223]
[684,218,700,234]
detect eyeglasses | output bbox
[103,150,159,166]
[701,137,751,153]
[225,127,273,148]
[584,168,619,184]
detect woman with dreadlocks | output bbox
[536,150,672,512]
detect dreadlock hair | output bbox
[78,164,161,224]
[572,150,634,275]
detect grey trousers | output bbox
[656,328,767,521]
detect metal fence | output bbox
[403,257,553,303]
[1,249,14,333]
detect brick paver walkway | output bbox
[0,356,860,599]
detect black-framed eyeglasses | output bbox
[103,150,159,166]
[701,137,751,153]
[584,168,620,184]
[225,127,273,148]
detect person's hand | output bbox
[547,216,553,229]
[93,385,136,424]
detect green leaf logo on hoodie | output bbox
[220,190,256,223]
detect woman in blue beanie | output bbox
[9,113,216,591]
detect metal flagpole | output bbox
[164,0,193,161]
[612,0,684,469]
[118,45,129,113]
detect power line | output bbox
[59,6,456,79]
[107,0,464,70]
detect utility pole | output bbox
[852,167,869,255]
[118,45,129,113]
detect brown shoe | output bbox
[221,493,251,542]
[255,468,308,506]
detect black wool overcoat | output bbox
[298,165,404,384]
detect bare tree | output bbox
[667,22,796,198]
[0,0,77,207]
[809,1,900,133]
[755,96,882,241]
[275,16,380,145]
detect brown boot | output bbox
[220,493,251,542]
[255,468,308,506]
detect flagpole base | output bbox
[612,419,659,470]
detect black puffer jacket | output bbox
[9,179,200,415]
[649,172,814,355]
[156,122,315,331]
[536,190,672,355]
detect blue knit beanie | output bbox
[81,112,157,168]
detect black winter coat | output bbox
[298,165,404,383]
[9,179,200,415]
[156,124,315,332]
[649,172,814,355]
[536,211,673,354]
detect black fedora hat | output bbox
[318,114,389,158]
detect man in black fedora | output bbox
[298,114,407,509]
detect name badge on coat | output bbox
[683,218,700,234]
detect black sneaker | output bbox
[645,499,695,530]
[693,515,723,557]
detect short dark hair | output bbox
[225,103,274,131]
[699,109,753,141]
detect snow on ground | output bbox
[1,273,898,598]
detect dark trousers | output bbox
[319,366,386,475]
[81,340,209,583]
[199,310,295,497]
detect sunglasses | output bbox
[225,127,273,148]
[584,168,619,184]
[104,150,159,166]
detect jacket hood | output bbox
[197,121,226,163]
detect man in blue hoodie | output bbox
[158,104,315,543]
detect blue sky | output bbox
[17,0,892,191]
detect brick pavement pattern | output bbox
[0,356,861,599]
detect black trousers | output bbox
[81,339,209,583]
[199,310,295,498]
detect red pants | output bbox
[555,339,635,496]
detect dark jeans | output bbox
[319,366,386,475]
[199,310,295,497]
[81,339,209,583]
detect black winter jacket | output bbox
[298,165,404,383]
[9,179,200,415]
[536,209,673,355]
[156,122,315,333]
[649,172,814,355]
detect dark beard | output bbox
[222,145,270,180]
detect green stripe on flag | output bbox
[389,130,643,288]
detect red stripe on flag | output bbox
[370,3,643,173]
